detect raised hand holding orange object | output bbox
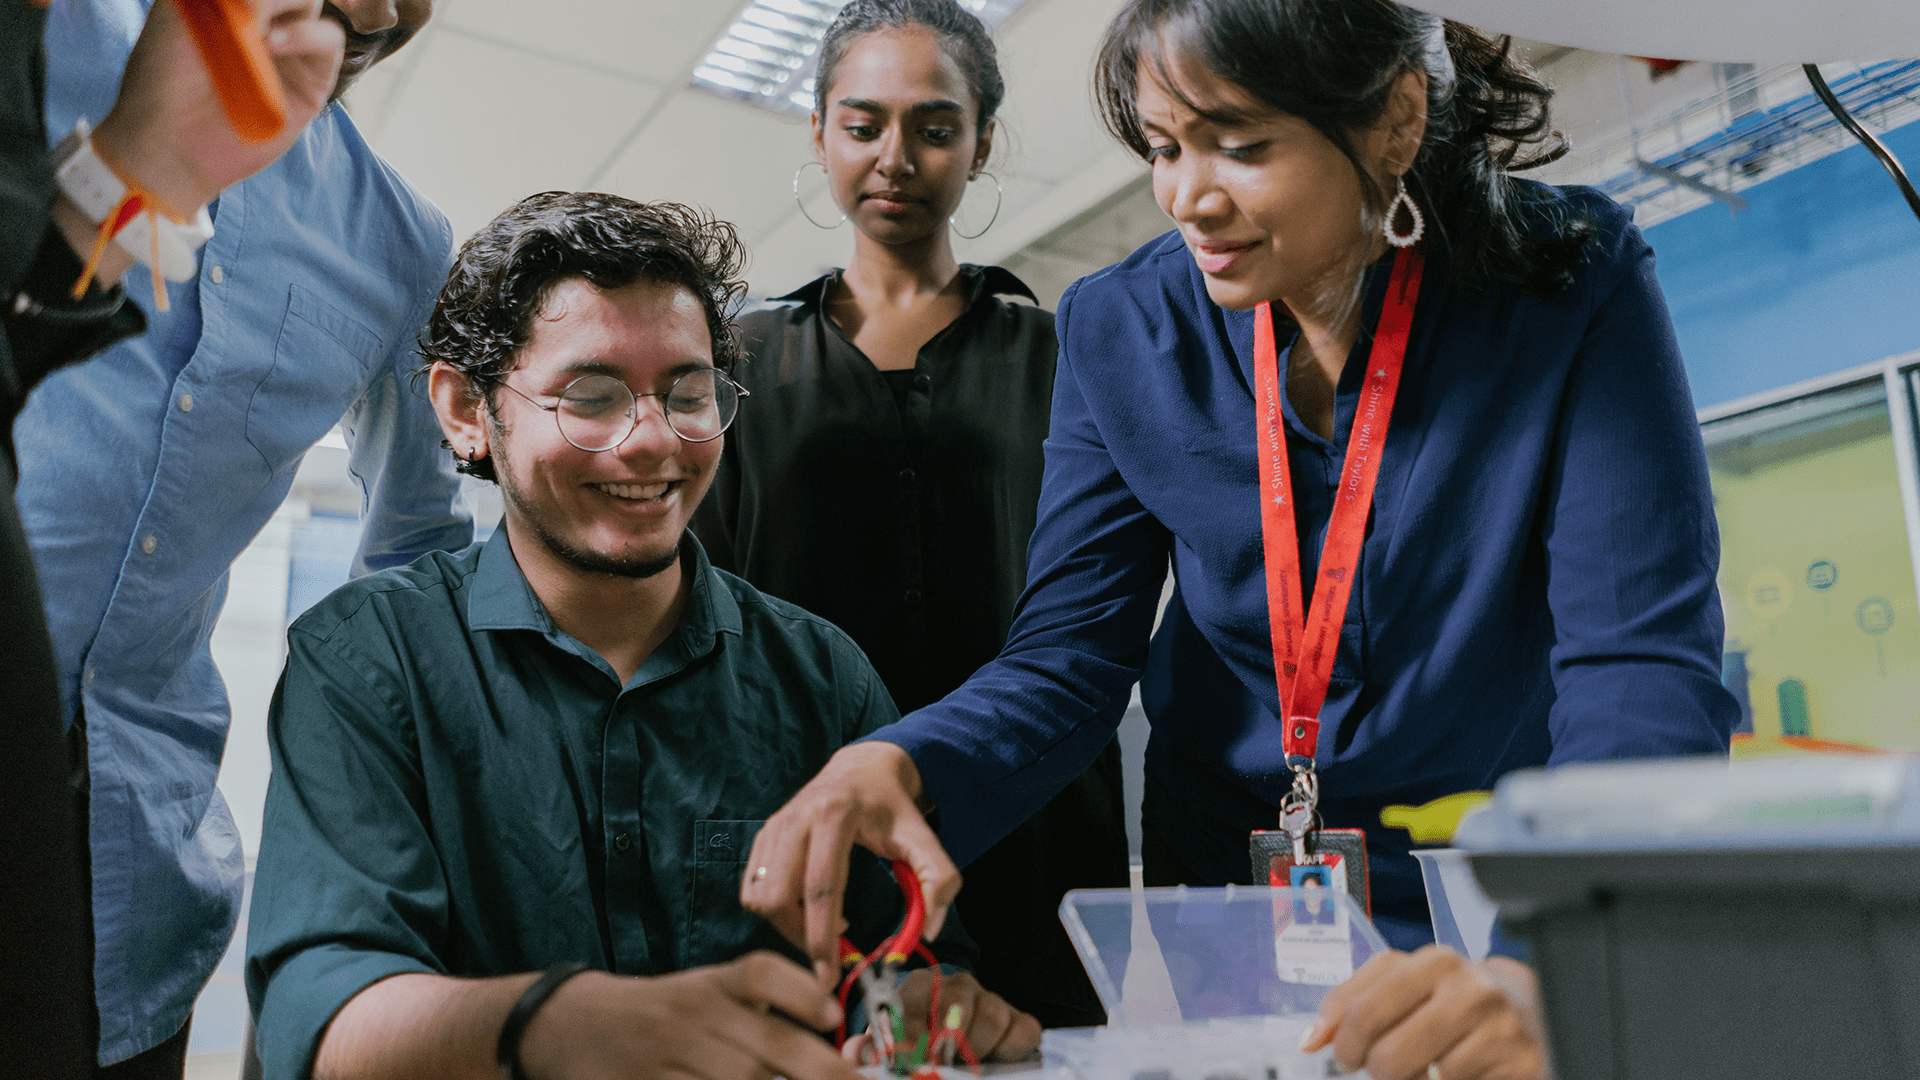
[49,0,341,301]
[170,0,290,143]
[90,0,341,213]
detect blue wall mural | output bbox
[1645,119,1920,408]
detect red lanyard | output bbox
[1253,249,1424,765]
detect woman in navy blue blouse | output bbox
[744,0,1738,1075]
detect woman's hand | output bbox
[740,741,961,986]
[1303,947,1550,1080]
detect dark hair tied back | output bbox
[1094,0,1596,294]
[815,0,1006,129]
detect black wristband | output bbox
[496,962,592,1080]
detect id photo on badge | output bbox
[1289,865,1343,928]
[1274,865,1354,986]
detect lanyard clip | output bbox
[1280,762,1319,863]
[1285,715,1321,766]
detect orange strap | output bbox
[1254,248,1425,763]
[72,141,191,313]
[33,2,287,135]
[171,0,287,144]
[72,189,145,300]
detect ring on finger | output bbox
[1428,1063,1444,1080]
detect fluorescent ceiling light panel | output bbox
[692,0,1031,117]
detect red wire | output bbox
[920,937,981,1074]
[913,941,942,1039]
[948,1029,982,1071]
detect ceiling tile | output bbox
[987,0,1132,187]
[338,0,1159,297]
[439,0,740,84]
[335,15,450,143]
[363,30,665,242]
[743,212,853,299]
[339,60,407,137]
[950,172,1047,261]
[595,90,814,241]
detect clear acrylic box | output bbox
[1040,885,1389,1080]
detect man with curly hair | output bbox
[243,192,1040,1080]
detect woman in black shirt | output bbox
[691,0,1128,1029]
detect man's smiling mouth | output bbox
[590,481,675,501]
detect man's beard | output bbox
[528,519,683,580]
[494,437,683,580]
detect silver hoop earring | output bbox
[1384,175,1424,248]
[950,171,1002,240]
[792,161,846,230]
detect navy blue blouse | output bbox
[872,186,1739,947]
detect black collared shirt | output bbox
[245,532,970,1079]
[694,265,1057,714]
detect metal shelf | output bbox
[1537,60,1920,228]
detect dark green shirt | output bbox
[246,531,964,1080]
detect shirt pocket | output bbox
[684,819,786,969]
[245,282,384,475]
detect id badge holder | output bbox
[1251,826,1371,915]
[1255,766,1368,985]
[1249,763,1372,915]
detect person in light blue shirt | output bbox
[17,0,464,1071]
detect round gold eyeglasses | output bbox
[492,369,749,449]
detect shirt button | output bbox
[613,832,632,853]
[904,588,923,608]
[913,374,931,391]
[140,535,158,555]
[178,393,194,412]
[209,265,224,284]
[898,468,915,486]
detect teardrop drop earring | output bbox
[1384,175,1424,248]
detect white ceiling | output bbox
[341,0,1809,304]
[1403,0,1920,63]
[342,0,1152,298]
